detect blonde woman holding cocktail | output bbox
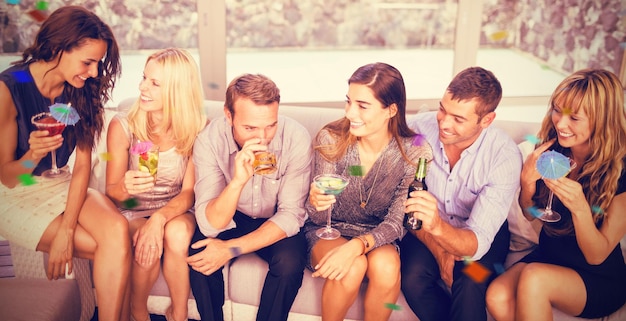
[106,48,206,321]
[0,6,130,321]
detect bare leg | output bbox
[486,263,526,321]
[516,263,586,321]
[363,245,400,321]
[38,190,131,321]
[162,213,195,321]
[128,218,160,321]
[311,238,367,321]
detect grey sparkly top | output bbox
[303,128,433,258]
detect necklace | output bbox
[359,156,384,209]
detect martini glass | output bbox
[314,174,349,240]
[535,156,577,222]
[31,112,70,179]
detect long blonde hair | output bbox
[537,69,626,234]
[127,48,206,156]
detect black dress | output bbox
[519,163,626,318]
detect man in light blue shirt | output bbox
[187,74,312,321]
[401,67,522,321]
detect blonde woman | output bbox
[106,48,206,321]
[486,69,626,320]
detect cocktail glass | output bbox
[535,159,577,222]
[138,144,159,180]
[314,174,349,240]
[31,112,70,179]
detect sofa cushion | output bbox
[228,253,418,321]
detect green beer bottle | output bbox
[404,157,428,230]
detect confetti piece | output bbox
[11,70,33,83]
[462,256,472,265]
[488,30,508,42]
[21,160,35,169]
[384,302,402,310]
[122,198,138,208]
[27,9,48,22]
[412,134,426,146]
[620,42,626,50]
[591,205,604,215]
[562,107,572,116]
[540,65,551,70]
[99,152,112,161]
[348,165,364,176]
[493,263,505,275]
[18,173,37,186]
[229,246,242,257]
[524,134,541,145]
[462,261,492,283]
[34,1,48,10]
[527,206,543,218]
[6,0,20,5]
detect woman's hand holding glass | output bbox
[123,169,155,195]
[543,177,588,218]
[28,126,63,161]
[309,182,336,212]
[520,139,555,190]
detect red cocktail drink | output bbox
[30,112,70,179]
[35,116,66,136]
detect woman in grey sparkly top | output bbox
[303,62,433,321]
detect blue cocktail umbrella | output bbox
[49,103,80,125]
[536,150,571,179]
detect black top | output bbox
[0,63,74,176]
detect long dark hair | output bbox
[16,6,121,150]
[319,62,416,163]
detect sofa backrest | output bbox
[195,99,541,144]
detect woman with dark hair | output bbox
[303,62,432,320]
[0,6,130,321]
[486,69,626,320]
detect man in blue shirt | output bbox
[187,74,312,321]
[401,67,522,321]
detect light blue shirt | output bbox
[408,111,522,260]
[193,115,312,238]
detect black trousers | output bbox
[400,221,510,321]
[189,211,306,321]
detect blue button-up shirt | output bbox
[409,112,522,260]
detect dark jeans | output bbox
[189,211,307,321]
[400,221,510,321]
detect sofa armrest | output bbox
[9,241,47,279]
[8,242,96,321]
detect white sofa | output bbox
[119,99,623,321]
[3,98,624,321]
